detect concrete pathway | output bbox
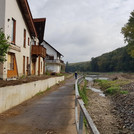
[0,77,77,134]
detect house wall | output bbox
[47,64,61,73]
[0,0,5,30]
[2,0,33,79]
[0,76,65,114]
[42,42,58,59]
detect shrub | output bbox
[0,28,10,63]
[94,79,110,89]
[105,86,120,95]
[120,90,128,94]
[94,79,130,95]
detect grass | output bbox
[94,79,129,95]
[105,86,120,95]
[78,80,88,105]
[94,79,110,89]
[78,80,88,131]
[19,75,26,79]
[36,87,51,96]
[36,91,45,96]
[45,71,51,76]
[47,87,51,91]
[120,90,129,94]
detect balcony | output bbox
[45,59,64,65]
[31,45,46,58]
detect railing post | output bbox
[79,109,84,134]
[75,97,79,132]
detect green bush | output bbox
[36,91,45,96]
[120,90,128,94]
[0,28,10,63]
[94,79,130,95]
[105,86,120,95]
[94,79,110,89]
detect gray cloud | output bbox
[28,0,134,63]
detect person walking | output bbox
[74,72,77,79]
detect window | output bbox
[23,56,25,74]
[23,29,26,48]
[49,56,54,60]
[11,18,16,44]
[28,37,30,46]
[7,53,14,70]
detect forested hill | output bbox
[65,61,90,72]
[66,46,134,72]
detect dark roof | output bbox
[43,40,63,57]
[17,0,37,37]
[33,18,46,44]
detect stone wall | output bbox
[0,76,64,113]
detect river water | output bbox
[85,75,108,97]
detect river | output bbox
[85,75,108,97]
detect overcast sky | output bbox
[28,0,134,63]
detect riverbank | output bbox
[86,73,134,134]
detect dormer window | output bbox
[11,18,16,44]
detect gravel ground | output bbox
[112,82,134,133]
[87,82,120,134]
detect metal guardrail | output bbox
[75,77,100,134]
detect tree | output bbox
[0,28,10,63]
[121,10,134,57]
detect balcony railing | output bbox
[31,45,46,58]
[45,59,64,65]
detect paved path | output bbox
[0,77,77,134]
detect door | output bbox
[7,53,18,78]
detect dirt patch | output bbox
[0,73,73,87]
[0,75,51,87]
[87,89,120,134]
[101,73,134,81]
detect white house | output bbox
[42,41,64,73]
[0,0,46,80]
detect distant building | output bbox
[0,0,46,80]
[42,41,64,73]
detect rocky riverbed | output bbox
[86,73,134,134]
[112,82,134,132]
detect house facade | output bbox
[0,0,46,80]
[42,41,64,73]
